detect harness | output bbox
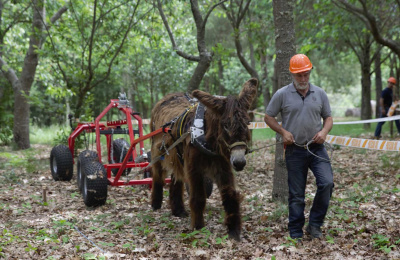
[190,103,218,156]
[160,95,249,165]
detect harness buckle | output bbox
[190,126,204,143]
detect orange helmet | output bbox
[289,54,313,73]
[388,77,397,84]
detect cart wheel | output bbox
[50,144,73,181]
[111,138,132,176]
[82,161,108,207]
[185,177,213,198]
[77,150,98,192]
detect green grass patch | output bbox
[30,124,67,145]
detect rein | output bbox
[293,141,334,162]
[247,141,284,153]
[248,140,333,161]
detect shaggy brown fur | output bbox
[150,78,258,241]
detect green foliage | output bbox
[282,236,302,247]
[0,148,38,173]
[379,153,400,170]
[52,127,70,146]
[122,242,136,252]
[179,227,212,248]
[0,229,22,257]
[269,203,289,221]
[372,234,395,254]
[30,124,61,145]
[0,123,13,146]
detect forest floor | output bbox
[1,136,400,260]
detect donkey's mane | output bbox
[221,95,250,136]
[204,95,251,155]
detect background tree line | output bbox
[0,0,399,151]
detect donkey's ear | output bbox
[239,78,258,110]
[192,90,225,114]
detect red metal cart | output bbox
[49,94,171,207]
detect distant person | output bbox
[374,77,400,139]
[264,54,334,240]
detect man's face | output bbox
[292,71,311,90]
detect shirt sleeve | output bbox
[320,90,331,119]
[265,89,282,117]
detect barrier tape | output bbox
[136,114,400,151]
[325,135,400,151]
[248,115,400,129]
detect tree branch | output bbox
[86,0,98,87]
[236,0,251,28]
[50,5,68,23]
[334,0,400,57]
[201,0,228,31]
[156,0,200,61]
[91,0,144,89]
[0,56,18,86]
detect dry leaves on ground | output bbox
[0,140,400,259]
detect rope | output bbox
[128,131,191,180]
[73,226,105,253]
[247,141,284,153]
[248,140,334,162]
[294,140,333,162]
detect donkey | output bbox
[150,78,258,241]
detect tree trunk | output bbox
[218,58,225,96]
[361,35,372,129]
[187,54,213,92]
[260,49,271,109]
[13,0,46,149]
[374,50,382,119]
[272,0,296,203]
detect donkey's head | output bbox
[192,78,258,171]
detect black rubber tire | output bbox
[110,138,132,176]
[185,177,213,198]
[77,150,98,192]
[50,144,74,181]
[82,160,108,207]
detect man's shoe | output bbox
[306,225,322,239]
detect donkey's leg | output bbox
[151,161,166,210]
[187,160,206,229]
[169,174,188,217]
[215,166,242,241]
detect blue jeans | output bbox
[285,143,334,238]
[374,106,400,137]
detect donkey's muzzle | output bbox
[230,148,247,171]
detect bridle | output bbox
[222,125,250,154]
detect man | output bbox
[264,54,334,240]
[374,77,400,139]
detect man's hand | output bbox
[312,130,328,144]
[313,116,333,144]
[264,114,295,145]
[282,129,295,145]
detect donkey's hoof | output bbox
[151,202,162,211]
[172,209,188,218]
[228,230,241,242]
